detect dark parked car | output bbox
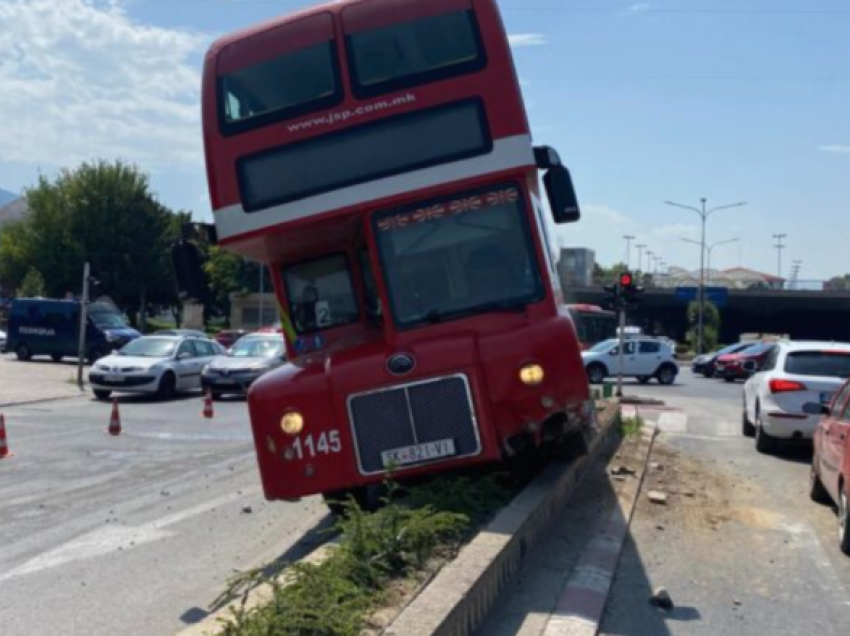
[215,329,248,350]
[693,342,755,378]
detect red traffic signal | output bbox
[619,273,633,287]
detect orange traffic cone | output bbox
[202,390,214,419]
[108,399,122,436]
[0,414,11,458]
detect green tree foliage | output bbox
[0,161,184,327]
[18,268,46,297]
[686,299,721,352]
[203,247,271,325]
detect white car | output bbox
[582,337,679,385]
[89,335,224,400]
[201,333,287,397]
[743,341,850,453]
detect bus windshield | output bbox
[374,184,543,330]
[284,255,360,334]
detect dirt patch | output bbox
[637,443,781,539]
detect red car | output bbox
[214,329,248,350]
[716,343,775,383]
[809,381,850,555]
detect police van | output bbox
[5,298,140,362]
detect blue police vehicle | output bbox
[5,298,140,362]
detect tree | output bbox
[826,275,850,291]
[203,247,271,326]
[686,300,721,352]
[18,268,46,297]
[0,161,182,327]
[593,261,628,284]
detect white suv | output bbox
[743,341,850,453]
[582,337,679,385]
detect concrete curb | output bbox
[384,402,622,636]
[541,409,657,636]
[0,393,86,409]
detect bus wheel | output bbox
[16,343,32,361]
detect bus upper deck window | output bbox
[346,10,486,98]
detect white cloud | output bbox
[819,144,850,155]
[629,3,652,12]
[508,33,548,48]
[0,0,209,172]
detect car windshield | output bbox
[228,337,285,359]
[89,312,127,328]
[374,183,543,330]
[739,343,772,356]
[118,338,176,358]
[784,351,850,378]
[589,340,618,353]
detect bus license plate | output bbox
[381,439,456,468]
[104,374,124,383]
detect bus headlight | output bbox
[280,412,304,436]
[520,364,545,386]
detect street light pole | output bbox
[665,199,747,354]
[681,237,739,283]
[773,233,787,284]
[623,235,636,269]
[636,244,646,274]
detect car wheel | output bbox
[93,389,112,401]
[724,376,735,383]
[156,372,177,400]
[586,363,607,385]
[51,354,63,363]
[656,365,677,386]
[742,400,756,437]
[809,460,830,504]
[755,410,777,454]
[839,485,850,556]
[15,343,32,361]
[703,368,715,379]
[637,376,651,385]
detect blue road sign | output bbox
[676,286,729,308]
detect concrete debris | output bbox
[650,462,663,471]
[650,587,674,610]
[648,491,668,505]
[610,465,636,476]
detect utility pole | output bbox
[773,233,787,285]
[76,263,90,390]
[623,235,636,269]
[790,260,802,290]
[636,244,646,274]
[665,198,747,354]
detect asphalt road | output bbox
[0,392,329,636]
[601,370,850,636]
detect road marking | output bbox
[658,411,688,433]
[0,490,257,583]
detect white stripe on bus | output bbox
[214,134,535,242]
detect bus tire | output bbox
[16,343,32,361]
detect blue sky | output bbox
[1,0,848,280]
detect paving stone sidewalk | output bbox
[0,355,87,406]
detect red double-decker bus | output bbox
[198,0,592,507]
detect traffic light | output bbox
[619,271,644,308]
[603,281,620,310]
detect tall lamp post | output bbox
[623,235,636,269]
[773,233,787,284]
[636,244,647,274]
[665,199,747,354]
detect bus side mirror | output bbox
[544,165,581,224]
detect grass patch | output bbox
[620,415,644,437]
[218,475,515,636]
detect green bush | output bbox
[219,476,511,636]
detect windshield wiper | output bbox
[413,300,528,327]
